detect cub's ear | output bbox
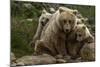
[42,9,47,14]
[81,18,88,23]
[82,25,86,30]
[59,7,65,13]
[81,18,84,22]
[73,9,78,15]
[84,18,88,22]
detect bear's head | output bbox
[39,9,52,26]
[58,7,77,33]
[76,18,88,24]
[75,24,94,42]
[58,7,79,14]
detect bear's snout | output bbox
[65,29,69,32]
[41,21,45,26]
[65,28,70,33]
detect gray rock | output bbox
[11,52,16,61]
[23,3,32,9]
[32,54,56,65]
[11,62,16,67]
[16,56,33,65]
[17,62,25,66]
[15,54,56,65]
[55,55,63,59]
[56,59,67,63]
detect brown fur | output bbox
[34,7,77,57]
[31,9,52,47]
[80,42,95,61]
[66,23,94,59]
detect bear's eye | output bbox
[41,21,45,26]
[78,34,82,37]
[68,20,72,23]
[46,18,49,22]
[77,22,80,24]
[63,20,66,24]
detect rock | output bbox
[56,59,67,63]
[11,52,17,66]
[55,55,63,59]
[62,57,83,63]
[63,55,71,60]
[11,52,16,61]
[23,3,32,9]
[49,8,55,13]
[80,42,95,61]
[11,62,16,67]
[16,56,33,65]
[15,54,56,65]
[17,62,25,66]
[32,54,56,65]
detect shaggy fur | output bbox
[80,42,95,61]
[31,9,52,47]
[66,23,94,59]
[75,24,95,61]
[75,24,94,42]
[34,7,77,57]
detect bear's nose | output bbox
[65,29,69,32]
[41,21,45,26]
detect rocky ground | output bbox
[11,52,91,67]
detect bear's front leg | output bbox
[55,40,68,57]
[34,40,55,56]
[34,40,43,55]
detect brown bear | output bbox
[30,9,52,47]
[33,7,83,45]
[41,7,80,38]
[66,23,94,59]
[76,18,88,24]
[75,24,94,42]
[59,7,83,19]
[80,42,95,61]
[75,24,95,61]
[34,7,77,58]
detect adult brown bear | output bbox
[34,7,77,58]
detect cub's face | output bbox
[75,24,88,42]
[76,18,88,24]
[39,10,52,26]
[59,11,76,33]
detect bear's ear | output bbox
[73,9,78,15]
[84,18,88,22]
[59,7,65,13]
[81,18,85,22]
[82,25,86,30]
[81,18,88,23]
[42,9,47,14]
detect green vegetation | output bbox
[11,1,95,58]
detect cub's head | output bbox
[58,7,77,33]
[39,9,52,26]
[76,18,88,24]
[75,24,93,42]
